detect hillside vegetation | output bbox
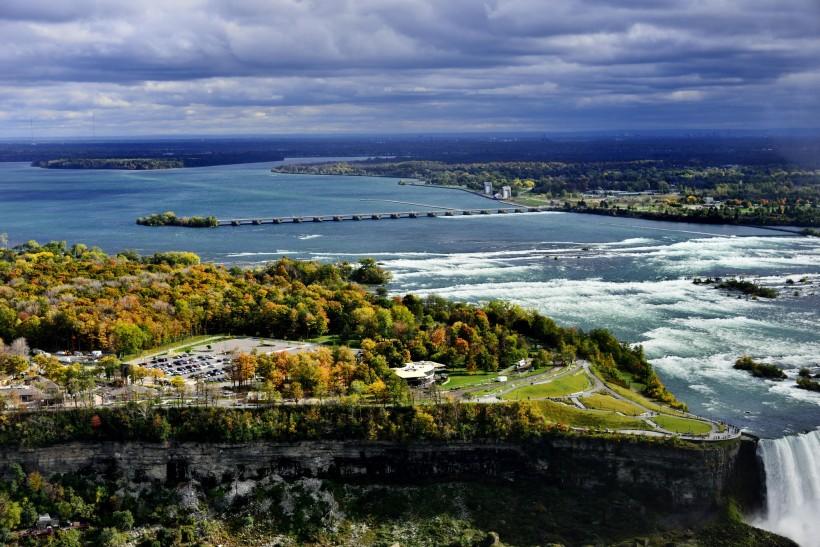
[0,241,682,407]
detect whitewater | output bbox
[754,430,820,547]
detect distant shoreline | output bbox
[33,154,286,170]
[274,169,815,233]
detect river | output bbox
[1,160,818,439]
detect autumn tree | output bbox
[229,352,257,388]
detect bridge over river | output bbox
[218,206,555,226]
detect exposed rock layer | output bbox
[0,435,761,514]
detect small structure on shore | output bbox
[392,361,445,387]
[36,514,59,531]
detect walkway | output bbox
[451,359,741,442]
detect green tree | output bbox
[0,492,22,530]
[111,510,134,531]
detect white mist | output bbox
[753,429,820,547]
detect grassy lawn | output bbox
[502,372,590,400]
[443,369,499,390]
[652,415,712,435]
[511,194,550,206]
[580,394,644,416]
[603,381,688,417]
[533,400,651,431]
[124,335,225,361]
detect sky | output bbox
[1,0,819,137]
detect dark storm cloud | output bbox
[0,0,818,135]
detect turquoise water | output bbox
[1,161,819,437]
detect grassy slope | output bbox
[502,372,590,400]
[653,414,713,435]
[606,381,689,417]
[580,393,645,415]
[534,400,651,430]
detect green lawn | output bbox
[502,372,590,400]
[603,381,688,417]
[443,369,499,390]
[533,400,651,431]
[651,415,712,435]
[580,394,644,416]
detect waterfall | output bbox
[753,429,820,547]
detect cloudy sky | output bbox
[1,0,819,137]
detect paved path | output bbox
[450,359,741,442]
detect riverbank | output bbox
[282,170,817,231]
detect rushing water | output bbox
[1,160,819,439]
[754,429,820,546]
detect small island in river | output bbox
[136,211,218,227]
[33,158,185,170]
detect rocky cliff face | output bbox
[0,435,756,513]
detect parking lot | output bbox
[135,337,318,383]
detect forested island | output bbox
[136,211,218,227]
[273,160,820,227]
[733,356,787,380]
[33,158,185,170]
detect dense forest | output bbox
[0,242,680,407]
[33,159,185,170]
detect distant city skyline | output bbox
[1,0,818,137]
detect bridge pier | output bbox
[212,205,560,228]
